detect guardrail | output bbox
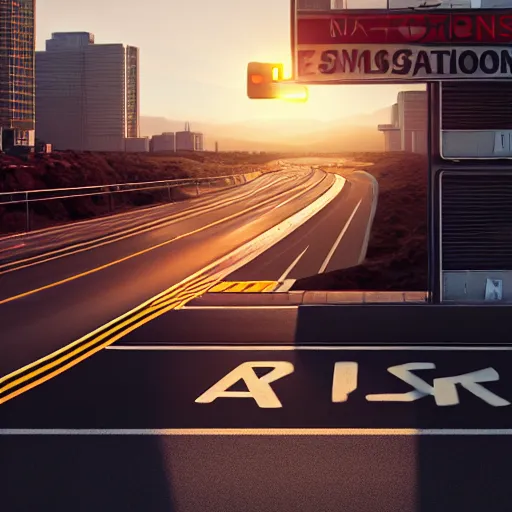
[0,172,259,233]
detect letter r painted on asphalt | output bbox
[195,362,294,408]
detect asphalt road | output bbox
[3,344,512,512]
[0,164,373,378]
[1,159,512,512]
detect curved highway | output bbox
[0,163,376,381]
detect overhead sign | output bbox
[298,45,512,81]
[293,5,512,82]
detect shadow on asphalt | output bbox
[1,435,177,512]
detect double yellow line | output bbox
[0,271,221,406]
[0,169,326,406]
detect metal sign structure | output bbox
[293,1,512,83]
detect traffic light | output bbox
[247,62,308,102]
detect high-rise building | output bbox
[0,0,36,148]
[36,32,141,151]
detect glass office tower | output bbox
[0,0,35,139]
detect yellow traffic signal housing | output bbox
[247,62,284,99]
[247,62,308,102]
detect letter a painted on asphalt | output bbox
[195,362,294,408]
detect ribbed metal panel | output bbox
[441,172,512,271]
[441,83,512,131]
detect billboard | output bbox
[293,1,512,83]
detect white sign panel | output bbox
[442,130,512,158]
[298,45,512,81]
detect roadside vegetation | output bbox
[0,151,286,234]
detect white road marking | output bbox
[1,429,511,436]
[106,345,512,351]
[278,246,309,282]
[354,171,379,264]
[318,198,363,274]
[274,279,297,293]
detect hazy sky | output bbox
[36,0,423,124]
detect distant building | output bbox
[378,103,401,152]
[398,91,428,154]
[36,32,140,152]
[125,137,149,152]
[151,132,175,152]
[0,0,36,152]
[378,91,427,154]
[176,122,204,152]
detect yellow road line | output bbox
[208,281,279,293]
[0,170,332,405]
[0,277,220,406]
[0,174,318,306]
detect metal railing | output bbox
[0,172,258,233]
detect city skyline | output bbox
[35,0,424,125]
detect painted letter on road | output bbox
[366,363,510,407]
[332,362,359,402]
[195,362,294,408]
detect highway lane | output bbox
[0,170,289,266]
[225,170,377,283]
[0,168,340,378]
[0,170,307,299]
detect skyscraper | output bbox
[0,0,36,146]
[36,32,140,151]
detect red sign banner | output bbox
[297,11,512,45]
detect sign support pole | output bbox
[428,82,442,304]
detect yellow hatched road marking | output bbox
[208,281,279,293]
